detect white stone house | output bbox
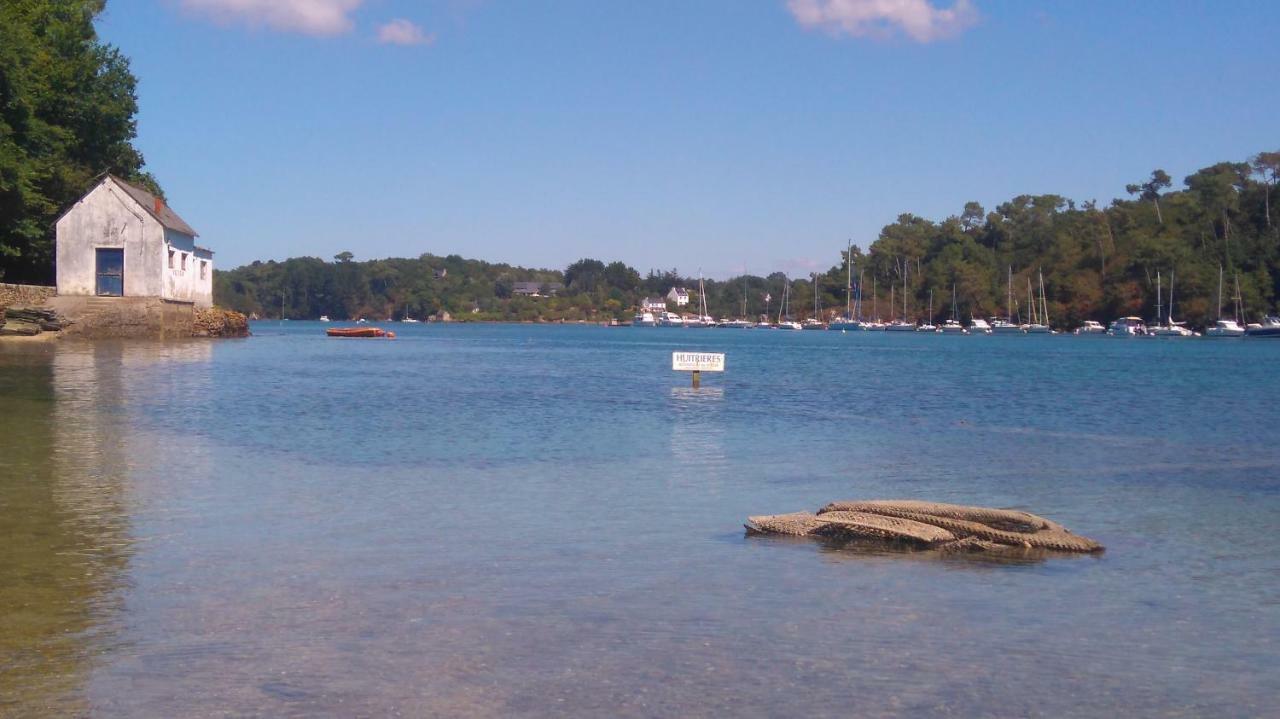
[666,287,691,306]
[640,297,667,313]
[55,175,213,307]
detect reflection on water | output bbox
[1,327,1279,717]
[0,343,136,715]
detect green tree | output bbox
[0,0,155,282]
[1126,170,1172,225]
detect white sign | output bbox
[672,352,725,372]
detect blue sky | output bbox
[97,1,1280,278]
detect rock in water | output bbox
[747,499,1103,554]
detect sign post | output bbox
[672,351,725,387]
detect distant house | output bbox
[55,175,213,307]
[433,268,447,279]
[513,281,564,297]
[640,297,667,312]
[667,287,691,306]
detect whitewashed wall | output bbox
[56,178,211,306]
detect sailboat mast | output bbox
[1168,270,1175,324]
[846,240,852,320]
[1156,271,1162,326]
[1007,266,1013,323]
[857,270,865,321]
[1039,269,1049,327]
[873,276,878,321]
[1217,265,1224,320]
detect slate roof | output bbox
[109,175,199,237]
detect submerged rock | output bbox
[747,499,1104,554]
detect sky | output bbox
[96,0,1280,278]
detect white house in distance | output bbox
[666,287,691,306]
[55,175,213,307]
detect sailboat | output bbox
[1150,270,1196,337]
[991,266,1024,334]
[941,284,965,333]
[803,273,826,329]
[1024,269,1052,333]
[885,262,916,331]
[917,288,939,332]
[830,242,861,331]
[776,277,802,330]
[1205,266,1245,337]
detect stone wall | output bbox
[0,283,56,309]
[47,296,195,339]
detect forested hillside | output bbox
[217,151,1280,328]
[0,0,159,283]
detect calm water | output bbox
[2,324,1278,717]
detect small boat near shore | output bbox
[327,327,395,338]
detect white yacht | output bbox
[658,311,685,327]
[992,268,1023,334]
[777,320,803,330]
[401,317,420,323]
[633,311,657,327]
[885,320,916,332]
[968,318,992,334]
[1107,317,1147,336]
[319,315,331,323]
[940,287,965,332]
[1149,270,1196,337]
[802,318,826,330]
[1022,270,1052,333]
[1245,316,1280,338]
[718,318,752,329]
[1074,320,1105,335]
[1205,266,1244,338]
[1205,319,1245,337]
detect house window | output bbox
[168,249,175,269]
[200,260,207,280]
[181,253,187,271]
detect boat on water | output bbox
[1107,317,1148,336]
[1245,316,1280,338]
[1022,270,1052,333]
[969,318,992,334]
[940,286,965,333]
[775,276,801,329]
[319,315,331,323]
[1074,320,1106,335]
[327,327,395,338]
[802,318,826,330]
[401,317,420,324]
[1205,267,1244,338]
[718,318,752,329]
[633,311,657,327]
[992,268,1024,334]
[657,311,685,327]
[884,264,915,331]
[1206,319,1246,337]
[1149,271,1197,337]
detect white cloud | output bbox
[376,19,435,46]
[179,0,365,37]
[787,0,978,43]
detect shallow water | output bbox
[2,324,1278,717]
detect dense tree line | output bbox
[847,152,1280,328]
[0,0,159,283]
[218,150,1280,328]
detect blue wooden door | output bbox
[95,248,124,296]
